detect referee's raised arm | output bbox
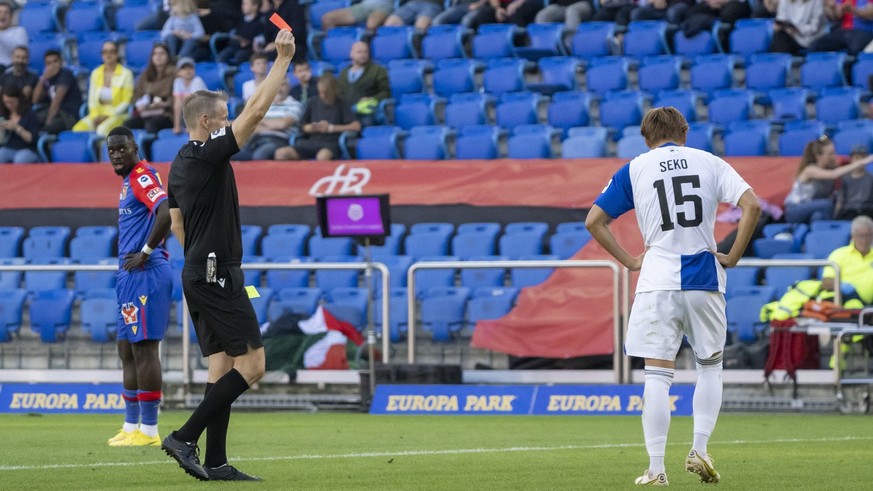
[230,29,296,148]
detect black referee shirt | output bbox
[167,125,244,269]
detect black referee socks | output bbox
[203,382,232,468]
[176,369,249,444]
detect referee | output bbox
[160,29,296,482]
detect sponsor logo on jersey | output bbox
[139,295,148,306]
[121,303,138,324]
[211,127,226,139]
[120,184,128,201]
[138,175,153,188]
[132,325,138,335]
[146,188,165,202]
[135,167,145,174]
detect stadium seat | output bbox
[356,126,403,160]
[308,234,354,259]
[510,254,558,287]
[726,295,769,343]
[387,59,429,98]
[459,255,508,289]
[764,255,814,296]
[451,223,501,259]
[810,220,852,235]
[725,266,760,299]
[499,230,545,259]
[25,257,70,293]
[815,87,861,125]
[371,255,413,290]
[412,255,459,298]
[483,58,527,97]
[261,224,310,259]
[73,257,117,294]
[514,22,566,60]
[151,134,190,162]
[0,227,25,258]
[599,90,644,132]
[637,55,681,94]
[19,3,57,34]
[0,257,23,291]
[432,58,481,98]
[248,287,274,324]
[728,18,773,61]
[685,122,715,152]
[393,93,439,130]
[444,92,493,129]
[745,53,791,92]
[653,89,697,123]
[366,223,407,258]
[29,289,76,343]
[70,226,117,260]
[374,287,409,342]
[768,88,808,121]
[455,125,502,159]
[547,91,590,137]
[405,232,452,259]
[803,230,848,259]
[0,289,27,341]
[403,125,450,160]
[239,225,263,259]
[724,120,771,156]
[585,56,629,95]
[753,238,794,259]
[570,22,616,60]
[242,255,266,287]
[800,52,847,91]
[64,2,105,35]
[411,222,455,236]
[23,226,71,260]
[778,120,826,156]
[730,285,777,302]
[563,127,608,157]
[549,229,591,259]
[370,26,416,63]
[420,286,471,342]
[420,24,468,61]
[527,56,580,95]
[467,286,518,326]
[44,130,101,163]
[269,287,323,319]
[623,21,669,59]
[28,33,65,72]
[833,128,873,155]
[265,256,313,291]
[114,5,152,35]
[507,124,555,159]
[123,30,162,70]
[164,234,184,261]
[616,134,649,158]
[309,0,350,31]
[850,52,873,89]
[495,91,541,130]
[673,22,719,59]
[707,89,754,126]
[80,297,117,342]
[690,54,734,97]
[74,33,114,71]
[326,287,369,330]
[314,27,366,64]
[314,255,361,292]
[472,23,518,59]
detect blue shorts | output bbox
[116,263,173,343]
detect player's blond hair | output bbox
[640,107,689,148]
[182,90,228,131]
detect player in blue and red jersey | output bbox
[106,126,174,447]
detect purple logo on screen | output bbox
[326,197,385,236]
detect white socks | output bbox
[122,422,138,433]
[692,354,724,457]
[643,366,674,474]
[139,423,159,437]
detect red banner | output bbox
[0,158,796,210]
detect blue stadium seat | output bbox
[810,220,852,235]
[637,55,681,94]
[114,5,152,35]
[727,295,769,343]
[466,286,518,326]
[654,89,698,122]
[506,221,548,237]
[315,27,366,64]
[265,256,313,291]
[412,255,459,298]
[46,130,100,163]
[269,287,323,319]
[0,289,27,341]
[850,52,873,89]
[570,22,616,60]
[80,297,117,342]
[549,229,591,259]
[123,31,162,70]
[25,258,69,293]
[73,257,117,294]
[547,91,590,137]
[623,21,668,59]
[686,122,715,152]
[374,287,409,342]
[356,126,402,159]
[556,221,586,233]
[778,120,826,156]
[725,266,760,299]
[768,88,808,121]
[616,134,648,158]
[765,254,814,296]
[563,127,608,157]
[510,254,558,287]
[507,124,555,159]
[194,62,228,92]
[308,234,354,259]
[599,90,644,132]
[405,232,452,259]
[673,22,719,59]
[0,257,23,290]
[707,89,754,126]
[261,224,310,259]
[371,255,413,290]
[242,255,265,287]
[483,58,527,97]
[367,223,407,258]
[420,286,471,342]
[64,2,105,35]
[746,53,791,93]
[387,59,429,98]
[393,93,439,130]
[729,18,773,61]
[432,58,481,97]
[452,223,501,259]
[240,225,263,259]
[730,285,777,302]
[371,25,416,63]
[800,52,847,91]
[23,226,70,260]
[753,238,794,259]
[29,289,76,343]
[815,87,861,125]
[690,54,734,97]
[455,125,502,159]
[724,120,771,156]
[514,22,566,60]
[248,287,274,324]
[70,226,117,260]
[500,232,544,259]
[0,227,24,258]
[472,23,518,59]
[803,230,847,259]
[459,255,507,289]
[495,91,541,130]
[527,56,580,95]
[444,92,492,129]
[309,0,350,31]
[326,287,369,330]
[28,33,65,72]
[19,3,57,34]
[411,222,455,235]
[151,134,190,162]
[314,255,361,292]
[164,234,184,261]
[833,128,873,155]
[420,24,468,61]
[585,56,629,95]
[72,33,112,71]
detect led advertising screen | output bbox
[316,194,390,240]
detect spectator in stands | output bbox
[384,0,445,30]
[242,53,269,102]
[835,146,873,220]
[72,41,134,137]
[630,0,694,24]
[172,57,207,134]
[463,0,544,28]
[290,61,318,105]
[124,43,176,134]
[137,0,171,31]
[432,0,487,26]
[769,0,828,55]
[533,0,593,28]
[679,0,752,40]
[31,50,82,135]
[783,136,873,223]
[337,42,389,127]
[0,83,41,163]
[216,0,265,65]
[811,0,873,54]
[261,0,308,62]
[235,80,301,160]
[753,0,778,17]
[820,215,873,306]
[592,0,637,25]
[0,0,27,73]
[274,75,360,161]
[161,0,206,59]
[320,0,393,31]
[0,46,37,101]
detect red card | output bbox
[269,13,292,32]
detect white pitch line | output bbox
[1,436,871,472]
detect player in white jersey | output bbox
[586,108,761,486]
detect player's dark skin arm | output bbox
[123,200,171,271]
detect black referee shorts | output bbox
[182,265,263,357]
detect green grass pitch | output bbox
[1,412,871,489]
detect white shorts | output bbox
[625,290,726,361]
